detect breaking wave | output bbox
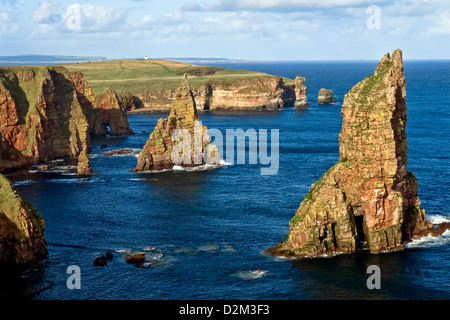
[405,229,450,249]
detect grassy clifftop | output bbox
[62,59,289,96]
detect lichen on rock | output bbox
[266,49,443,258]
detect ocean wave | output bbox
[427,214,450,224]
[13,180,37,186]
[405,229,450,249]
[232,270,268,280]
[47,178,98,184]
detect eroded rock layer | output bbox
[294,76,308,108]
[317,88,336,105]
[267,50,438,257]
[133,75,218,171]
[0,66,90,172]
[0,174,47,265]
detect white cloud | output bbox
[61,4,128,32]
[32,0,58,23]
[427,10,450,35]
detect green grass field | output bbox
[62,59,292,95]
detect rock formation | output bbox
[267,50,443,258]
[136,76,293,111]
[0,174,47,265]
[317,88,336,105]
[0,66,90,172]
[70,72,134,136]
[133,75,218,171]
[293,76,308,108]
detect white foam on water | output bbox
[427,214,450,224]
[143,246,156,251]
[13,180,36,186]
[219,160,232,166]
[233,270,268,280]
[47,178,96,184]
[114,248,132,253]
[405,229,450,249]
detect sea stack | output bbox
[293,76,308,108]
[133,74,218,172]
[317,88,336,105]
[0,174,47,265]
[266,49,442,257]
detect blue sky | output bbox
[0,0,449,60]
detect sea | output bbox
[1,60,449,300]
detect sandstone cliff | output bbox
[70,72,134,136]
[317,88,336,105]
[133,75,218,171]
[0,66,90,172]
[0,174,47,265]
[294,76,308,108]
[135,76,294,111]
[267,50,440,257]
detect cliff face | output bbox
[0,66,90,172]
[70,72,134,136]
[136,76,294,111]
[133,75,218,171]
[0,174,47,265]
[267,50,436,257]
[294,76,308,108]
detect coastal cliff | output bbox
[137,76,291,111]
[63,59,298,112]
[0,67,134,173]
[0,66,90,172]
[0,174,47,265]
[70,72,133,136]
[266,50,442,257]
[133,75,218,171]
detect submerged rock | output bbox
[0,174,47,265]
[266,49,445,258]
[293,76,308,108]
[133,74,219,172]
[317,88,336,105]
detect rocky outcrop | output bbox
[77,147,97,175]
[0,66,90,172]
[70,72,134,136]
[317,88,336,105]
[294,76,308,108]
[92,87,134,136]
[135,76,294,111]
[0,174,47,265]
[133,75,219,171]
[266,50,443,258]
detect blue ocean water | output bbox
[1,60,449,300]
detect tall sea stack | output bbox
[267,49,440,257]
[133,74,218,172]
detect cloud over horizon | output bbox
[0,0,448,60]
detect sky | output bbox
[0,0,449,60]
